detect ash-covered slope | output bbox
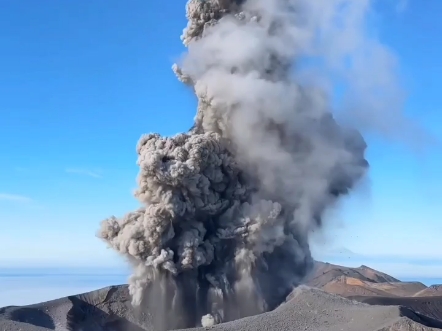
[302,262,442,325]
[350,295,442,323]
[305,262,427,298]
[415,286,442,297]
[180,286,442,331]
[0,285,152,331]
[356,265,402,283]
[305,262,400,287]
[2,285,442,331]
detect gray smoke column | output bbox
[98,0,374,329]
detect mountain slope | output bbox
[415,286,442,297]
[2,285,442,331]
[304,262,427,298]
[1,262,441,331]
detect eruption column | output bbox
[98,0,369,329]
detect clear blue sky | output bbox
[1,0,441,279]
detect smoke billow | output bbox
[96,0,403,329]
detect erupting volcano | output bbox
[97,0,372,329]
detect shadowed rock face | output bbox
[350,295,442,325]
[65,286,150,331]
[0,285,154,331]
[2,307,55,329]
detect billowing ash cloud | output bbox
[94,0,402,329]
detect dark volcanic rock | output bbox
[1,285,442,331]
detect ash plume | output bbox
[96,0,402,329]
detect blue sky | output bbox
[1,0,441,279]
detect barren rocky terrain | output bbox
[1,262,441,331]
[306,262,430,298]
